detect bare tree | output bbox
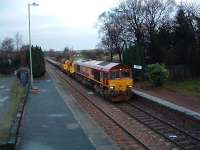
[98,10,126,63]
[0,37,14,52]
[142,0,175,63]
[119,0,145,45]
[15,32,23,51]
[143,0,175,34]
[63,46,70,59]
[98,11,115,61]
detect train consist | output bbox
[47,58,133,101]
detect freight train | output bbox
[47,58,133,102]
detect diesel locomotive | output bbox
[47,58,133,102]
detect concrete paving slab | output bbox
[17,74,119,150]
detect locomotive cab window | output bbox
[110,72,120,79]
[121,70,130,78]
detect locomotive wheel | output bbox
[94,85,99,93]
[103,89,110,101]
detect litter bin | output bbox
[19,70,29,86]
[16,68,29,86]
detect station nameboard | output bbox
[133,65,143,70]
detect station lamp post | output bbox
[28,2,39,88]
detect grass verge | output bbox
[164,79,200,99]
[136,78,200,100]
[0,74,5,81]
[0,80,26,143]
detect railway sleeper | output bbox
[179,142,200,150]
[155,127,172,132]
[143,120,158,126]
[130,110,142,114]
[190,144,200,149]
[175,139,193,145]
[134,114,149,118]
[147,122,163,127]
[142,117,155,122]
[191,133,200,140]
[139,117,155,122]
[174,136,191,143]
[161,129,176,135]
[133,114,147,118]
[153,125,168,130]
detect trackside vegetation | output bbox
[146,64,169,87]
[0,74,5,81]
[26,46,45,78]
[123,44,144,67]
[97,0,200,79]
[0,80,26,142]
[165,79,200,99]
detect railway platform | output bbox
[16,74,119,150]
[132,89,200,121]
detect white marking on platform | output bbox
[41,89,47,93]
[0,85,5,89]
[0,96,9,102]
[42,124,48,128]
[48,114,65,117]
[46,80,51,82]
[24,141,54,150]
[5,88,10,91]
[66,123,79,130]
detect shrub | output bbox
[0,55,21,74]
[146,63,169,87]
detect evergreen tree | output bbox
[194,17,200,74]
[123,44,144,66]
[26,45,45,78]
[157,22,174,64]
[173,8,196,65]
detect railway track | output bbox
[47,62,148,150]
[129,100,200,141]
[47,61,184,150]
[116,101,200,150]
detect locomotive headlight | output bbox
[128,85,132,88]
[109,86,114,89]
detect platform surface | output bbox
[132,89,200,120]
[17,75,118,150]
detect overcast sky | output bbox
[0,0,198,51]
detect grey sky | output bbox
[0,0,198,50]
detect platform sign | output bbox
[133,65,143,70]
